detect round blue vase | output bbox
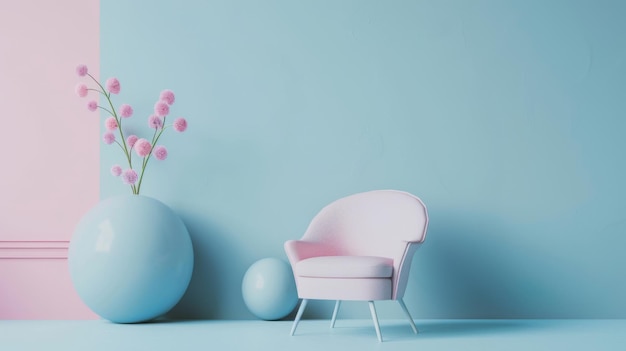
[69,195,194,323]
[242,258,298,320]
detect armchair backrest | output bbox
[301,190,428,299]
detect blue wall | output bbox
[101,0,626,319]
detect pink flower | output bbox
[126,134,138,148]
[104,117,118,131]
[148,115,163,129]
[75,83,88,97]
[126,135,138,148]
[106,77,121,94]
[154,101,170,117]
[173,117,188,132]
[134,138,152,157]
[153,145,168,160]
[110,165,122,177]
[76,64,88,77]
[87,100,98,111]
[160,90,175,105]
[119,104,133,118]
[103,132,116,145]
[121,169,138,185]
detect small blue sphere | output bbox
[69,195,194,323]
[242,258,298,320]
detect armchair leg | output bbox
[330,300,341,328]
[398,299,418,334]
[290,299,308,336]
[368,301,383,342]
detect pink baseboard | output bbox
[0,240,97,319]
[0,241,70,260]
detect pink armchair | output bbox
[284,190,429,341]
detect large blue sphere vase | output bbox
[69,195,194,323]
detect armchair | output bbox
[284,190,429,341]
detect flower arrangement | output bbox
[75,64,188,195]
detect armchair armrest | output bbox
[284,240,339,267]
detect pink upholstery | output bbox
[296,276,392,301]
[285,190,428,301]
[296,256,393,278]
[285,190,429,341]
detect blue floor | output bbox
[1,319,625,350]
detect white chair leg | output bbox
[397,299,418,334]
[368,301,383,342]
[290,299,308,336]
[330,300,341,328]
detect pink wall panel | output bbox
[0,0,100,241]
[0,258,95,319]
[0,0,99,319]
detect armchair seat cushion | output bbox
[296,256,393,278]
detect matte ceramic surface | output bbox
[242,258,298,320]
[69,195,194,323]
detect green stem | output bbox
[87,73,106,95]
[135,123,167,194]
[97,106,115,116]
[88,73,135,194]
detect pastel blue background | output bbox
[100,0,626,319]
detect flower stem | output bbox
[97,106,114,116]
[135,123,167,194]
[88,73,136,194]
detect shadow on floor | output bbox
[399,320,544,339]
[294,319,544,342]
